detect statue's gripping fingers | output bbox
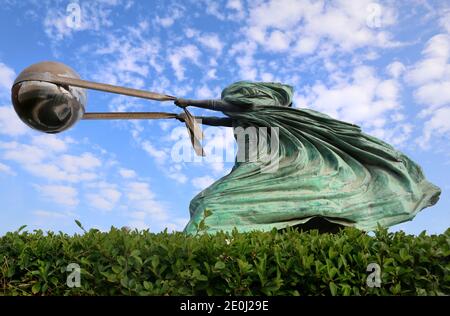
[174,98,189,108]
[175,98,244,112]
[176,112,187,122]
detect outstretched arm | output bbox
[176,113,233,127]
[175,98,245,113]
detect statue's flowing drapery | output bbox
[184,82,441,234]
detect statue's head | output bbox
[221,81,293,108]
[11,61,86,134]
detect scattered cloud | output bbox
[33,209,74,219]
[197,33,224,55]
[203,0,226,21]
[168,44,201,80]
[245,0,398,55]
[119,168,137,178]
[419,106,450,149]
[0,161,16,176]
[0,62,15,98]
[0,138,103,183]
[43,1,120,41]
[196,84,220,99]
[226,0,245,18]
[0,106,28,137]
[297,65,403,131]
[155,6,183,27]
[141,140,168,164]
[405,34,450,87]
[124,181,168,224]
[91,22,161,88]
[405,34,450,148]
[86,187,121,211]
[191,175,215,190]
[34,184,79,207]
[126,181,155,201]
[386,61,406,79]
[439,9,450,34]
[31,134,72,153]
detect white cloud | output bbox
[405,34,450,86]
[244,0,398,55]
[156,16,176,27]
[93,27,160,88]
[191,175,215,190]
[0,106,28,137]
[138,128,191,186]
[197,33,224,55]
[155,7,183,27]
[297,65,402,130]
[185,27,199,38]
[196,85,215,99]
[27,163,98,183]
[60,153,101,173]
[405,34,450,148]
[35,184,79,207]
[227,0,243,12]
[168,45,201,80]
[204,1,226,20]
[119,168,137,178]
[86,187,121,211]
[124,181,168,222]
[230,41,258,80]
[414,81,450,111]
[84,181,122,212]
[33,210,74,219]
[0,141,101,182]
[292,36,319,55]
[31,134,70,153]
[43,1,119,41]
[370,123,413,147]
[167,165,188,184]
[141,140,167,164]
[126,181,155,201]
[266,30,290,52]
[206,68,217,79]
[386,61,405,79]
[0,62,15,98]
[1,141,47,165]
[0,161,16,176]
[248,0,305,31]
[439,10,450,34]
[418,106,450,148]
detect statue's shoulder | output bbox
[295,107,362,130]
[296,108,333,119]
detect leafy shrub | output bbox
[0,225,448,296]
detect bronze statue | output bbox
[11,61,441,234]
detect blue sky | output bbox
[0,0,449,235]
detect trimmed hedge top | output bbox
[1,226,449,296]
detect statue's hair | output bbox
[221,81,293,108]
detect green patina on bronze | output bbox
[184,82,441,234]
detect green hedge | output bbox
[0,225,448,296]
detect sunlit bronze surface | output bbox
[11,61,86,133]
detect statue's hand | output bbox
[174,98,189,108]
[176,112,187,122]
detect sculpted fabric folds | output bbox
[184,82,441,234]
